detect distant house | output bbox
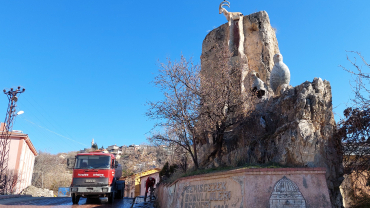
[79,148,91,153]
[161,145,174,155]
[147,146,156,152]
[120,145,127,154]
[107,144,122,159]
[126,145,136,154]
[107,144,119,152]
[1,123,37,194]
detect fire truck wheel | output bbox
[108,192,114,204]
[120,189,124,199]
[76,195,80,204]
[72,193,79,204]
[116,190,123,199]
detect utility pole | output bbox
[0,86,25,195]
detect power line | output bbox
[22,94,79,144]
[16,95,85,152]
[14,102,77,152]
[22,118,88,147]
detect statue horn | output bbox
[219,1,230,11]
[222,1,230,6]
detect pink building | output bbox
[1,123,37,194]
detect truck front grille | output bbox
[72,178,108,187]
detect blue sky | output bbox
[1,0,369,154]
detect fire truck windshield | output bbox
[74,155,111,169]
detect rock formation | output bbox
[20,185,54,197]
[199,10,343,208]
[251,71,266,98]
[202,11,279,96]
[270,53,291,95]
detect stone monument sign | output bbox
[157,168,331,208]
[269,176,306,208]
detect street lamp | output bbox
[0,86,25,195]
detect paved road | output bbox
[0,197,137,208]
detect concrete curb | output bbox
[0,195,32,200]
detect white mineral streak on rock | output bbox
[220,1,248,95]
[270,53,290,95]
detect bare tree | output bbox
[147,55,201,169]
[338,51,370,207]
[147,44,257,170]
[32,151,72,195]
[171,144,189,172]
[198,44,254,163]
[341,51,370,106]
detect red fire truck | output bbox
[67,151,125,204]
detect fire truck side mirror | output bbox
[114,160,118,168]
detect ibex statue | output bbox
[219,1,243,21]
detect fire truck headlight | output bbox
[102,188,109,192]
[71,188,78,192]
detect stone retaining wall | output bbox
[157,167,331,208]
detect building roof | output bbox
[134,168,161,185]
[0,123,38,156]
[139,171,160,179]
[0,131,38,156]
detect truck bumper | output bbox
[70,186,112,196]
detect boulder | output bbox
[20,185,54,197]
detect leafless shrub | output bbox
[147,55,201,169]
[32,151,73,195]
[0,169,23,194]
